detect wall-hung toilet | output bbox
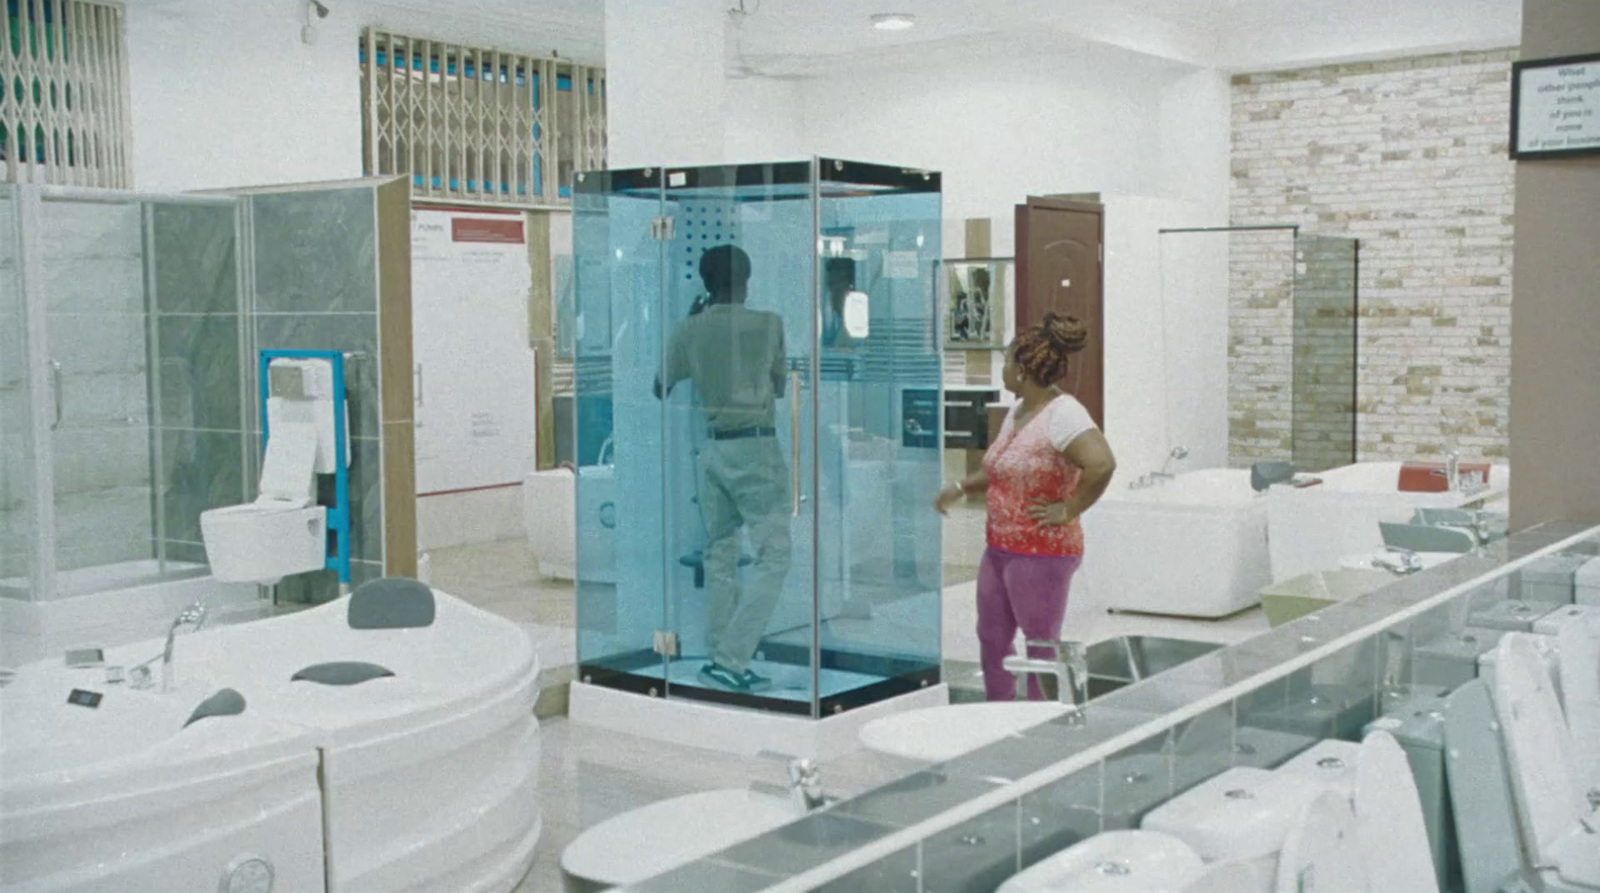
[201,358,344,585]
[995,830,1204,893]
[1491,634,1600,892]
[1274,790,1365,893]
[1140,766,1327,889]
[1355,730,1441,893]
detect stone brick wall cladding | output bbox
[1230,49,1517,464]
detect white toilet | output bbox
[1555,615,1600,792]
[1491,634,1600,892]
[1274,789,1365,893]
[1354,730,1440,893]
[201,358,344,585]
[1140,766,1327,888]
[1275,738,1360,799]
[1477,631,1562,707]
[996,830,1204,893]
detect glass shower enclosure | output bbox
[572,159,944,717]
[0,184,247,605]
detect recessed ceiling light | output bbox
[871,13,915,31]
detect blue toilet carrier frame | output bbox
[258,349,352,586]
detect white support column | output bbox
[603,0,728,169]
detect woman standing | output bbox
[935,312,1117,701]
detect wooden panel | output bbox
[526,211,556,470]
[382,420,418,577]
[377,178,414,424]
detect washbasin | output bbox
[861,637,1222,762]
[1085,636,1225,698]
[1259,568,1393,627]
[560,788,798,890]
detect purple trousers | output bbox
[977,547,1082,701]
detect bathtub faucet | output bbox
[1004,639,1089,722]
[161,601,208,693]
[1152,446,1189,481]
[1373,546,1424,576]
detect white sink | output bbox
[1259,568,1393,627]
[857,702,1072,762]
[560,788,797,889]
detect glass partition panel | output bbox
[813,160,943,714]
[658,163,818,711]
[622,522,1600,892]
[0,186,27,599]
[40,197,158,595]
[1291,234,1359,472]
[573,168,670,691]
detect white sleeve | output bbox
[1048,397,1097,451]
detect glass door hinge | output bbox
[651,217,675,241]
[653,630,679,656]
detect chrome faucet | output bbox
[755,750,834,812]
[787,758,828,812]
[160,601,208,693]
[1151,446,1189,481]
[1373,546,1424,576]
[1003,639,1089,722]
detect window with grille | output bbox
[360,29,606,208]
[0,0,131,188]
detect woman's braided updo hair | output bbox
[1013,312,1089,386]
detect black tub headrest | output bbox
[290,661,396,686]
[184,688,246,728]
[348,577,435,629]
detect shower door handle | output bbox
[48,359,62,430]
[414,363,424,408]
[790,369,802,517]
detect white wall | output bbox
[125,0,603,194]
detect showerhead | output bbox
[1170,446,1189,460]
[309,0,330,18]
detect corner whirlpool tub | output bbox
[1076,468,1270,618]
[0,589,542,893]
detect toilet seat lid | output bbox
[1356,731,1440,893]
[1494,633,1588,857]
[1555,616,1600,792]
[1275,790,1364,893]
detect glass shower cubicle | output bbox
[0,185,247,606]
[571,159,944,717]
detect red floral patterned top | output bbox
[984,395,1098,557]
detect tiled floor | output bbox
[428,529,1273,892]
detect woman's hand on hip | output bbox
[934,485,964,516]
[1028,499,1076,527]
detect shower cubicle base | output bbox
[568,679,949,761]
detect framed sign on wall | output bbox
[1510,51,1600,160]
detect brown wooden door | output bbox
[1015,197,1104,428]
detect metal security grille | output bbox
[360,29,606,208]
[0,0,131,187]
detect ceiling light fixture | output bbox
[871,13,915,31]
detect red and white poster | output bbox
[411,207,536,497]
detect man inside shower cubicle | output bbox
[655,244,794,694]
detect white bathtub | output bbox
[1077,468,1270,618]
[0,590,542,893]
[1266,461,1511,582]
